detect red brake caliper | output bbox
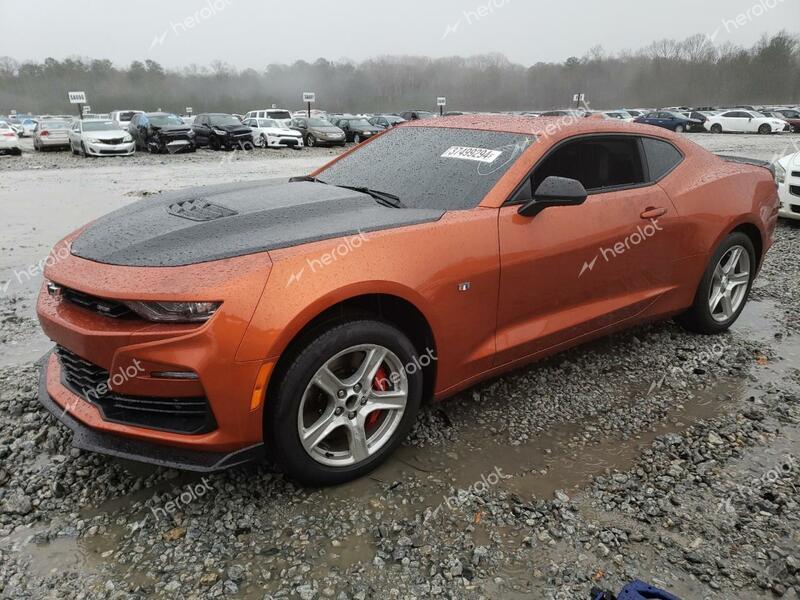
[366,365,388,429]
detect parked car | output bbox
[33,119,71,151]
[774,151,800,221]
[539,109,587,118]
[679,111,714,130]
[289,117,346,147]
[110,110,144,130]
[68,119,135,157]
[246,118,304,149]
[244,109,293,123]
[329,116,384,143]
[634,111,702,132]
[0,121,22,155]
[704,110,789,134]
[129,112,196,153]
[398,110,435,120]
[601,111,635,122]
[37,116,777,485]
[17,117,37,137]
[766,109,800,132]
[192,113,254,150]
[368,115,406,129]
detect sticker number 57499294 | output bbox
[441,146,503,163]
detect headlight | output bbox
[84,137,101,143]
[212,128,227,136]
[187,130,195,137]
[774,161,786,185]
[123,301,221,323]
[123,134,133,142]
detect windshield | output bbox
[83,121,119,132]
[257,119,281,128]
[343,118,372,128]
[209,115,242,126]
[317,127,535,210]
[308,118,333,127]
[268,110,292,120]
[149,114,184,127]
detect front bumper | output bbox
[85,141,136,156]
[778,178,800,220]
[268,136,303,148]
[37,350,265,471]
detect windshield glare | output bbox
[308,118,333,127]
[83,121,119,132]
[210,115,242,126]
[150,114,184,127]
[317,127,536,210]
[258,119,281,128]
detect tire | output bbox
[307,135,317,147]
[80,142,88,157]
[10,147,21,156]
[70,142,78,155]
[676,232,756,334]
[757,124,771,135]
[265,319,424,486]
[209,136,221,151]
[674,124,685,133]
[256,134,267,148]
[354,134,362,144]
[710,124,723,134]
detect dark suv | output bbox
[329,116,384,144]
[192,113,254,150]
[128,112,196,153]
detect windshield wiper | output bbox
[334,185,406,209]
[288,177,405,209]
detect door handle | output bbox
[640,207,667,219]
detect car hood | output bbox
[70,180,445,267]
[211,123,250,133]
[151,124,191,134]
[311,127,344,134]
[84,130,127,139]
[261,127,301,135]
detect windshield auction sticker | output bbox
[441,146,503,163]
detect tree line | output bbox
[0,32,798,116]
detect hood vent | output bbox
[167,198,238,221]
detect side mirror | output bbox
[518,176,588,217]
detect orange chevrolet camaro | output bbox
[37,115,779,485]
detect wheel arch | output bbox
[264,292,439,417]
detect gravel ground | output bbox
[0,133,799,599]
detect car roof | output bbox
[402,113,677,140]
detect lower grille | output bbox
[790,185,800,198]
[56,346,215,435]
[791,171,800,178]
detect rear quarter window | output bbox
[642,137,683,181]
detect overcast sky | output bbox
[1,0,798,68]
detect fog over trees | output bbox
[1,32,798,115]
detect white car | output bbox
[243,108,293,122]
[601,110,635,122]
[68,119,135,157]
[110,110,144,130]
[775,152,800,221]
[705,110,789,134]
[0,121,22,155]
[245,118,304,149]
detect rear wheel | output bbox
[677,233,755,334]
[266,320,423,486]
[710,124,723,134]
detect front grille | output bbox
[791,171,800,178]
[100,138,124,145]
[56,346,216,434]
[790,185,800,198]
[62,287,133,319]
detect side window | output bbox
[642,137,683,181]
[531,137,645,193]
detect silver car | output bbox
[68,119,135,157]
[33,119,71,151]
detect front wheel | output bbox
[674,124,685,133]
[266,320,424,486]
[306,135,317,147]
[677,233,755,334]
[254,134,267,148]
[757,124,771,135]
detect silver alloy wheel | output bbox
[298,344,408,467]
[354,134,361,144]
[708,245,750,323]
